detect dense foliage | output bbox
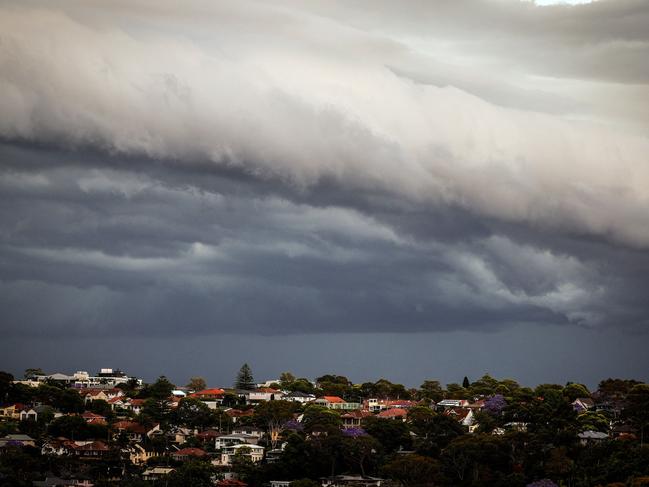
[1,371,649,487]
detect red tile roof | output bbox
[378,408,408,418]
[322,396,346,403]
[172,447,207,457]
[113,421,147,434]
[76,440,110,451]
[191,388,225,397]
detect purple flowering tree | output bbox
[484,394,507,415]
[283,419,304,431]
[342,427,367,437]
[527,480,558,487]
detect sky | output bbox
[1,0,648,389]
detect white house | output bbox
[215,444,264,466]
[214,433,259,449]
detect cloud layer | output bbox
[0,0,648,340]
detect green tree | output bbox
[254,400,299,448]
[186,376,207,392]
[302,405,342,435]
[563,383,590,402]
[286,378,315,394]
[463,376,470,389]
[89,399,113,418]
[419,380,444,402]
[624,384,649,445]
[341,435,380,476]
[24,368,45,379]
[381,454,441,486]
[0,371,13,403]
[362,416,412,453]
[141,397,172,426]
[446,383,465,398]
[231,446,256,482]
[236,363,255,390]
[48,415,95,440]
[166,460,218,487]
[148,376,175,400]
[577,411,610,433]
[174,397,214,429]
[280,372,296,387]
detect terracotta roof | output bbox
[225,409,254,417]
[217,480,248,487]
[378,408,408,418]
[76,440,110,451]
[197,430,220,439]
[322,396,346,403]
[191,388,225,397]
[81,411,105,419]
[113,421,147,434]
[172,447,207,457]
[342,411,372,419]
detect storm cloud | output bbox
[0,0,648,383]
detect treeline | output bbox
[1,370,649,487]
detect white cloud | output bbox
[0,0,648,250]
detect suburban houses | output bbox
[0,367,648,487]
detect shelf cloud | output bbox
[1,0,648,376]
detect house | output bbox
[231,425,264,439]
[171,447,207,462]
[0,403,25,420]
[270,482,291,487]
[112,421,148,442]
[245,388,284,404]
[578,430,609,445]
[32,477,94,487]
[80,390,108,404]
[171,426,194,444]
[225,409,254,423]
[125,444,160,465]
[42,439,72,456]
[363,399,418,412]
[284,391,316,403]
[321,475,384,487]
[142,467,175,481]
[196,429,221,444]
[20,408,38,421]
[215,443,264,466]
[107,397,128,411]
[81,412,106,425]
[572,398,595,412]
[315,396,360,410]
[70,441,112,459]
[377,408,408,421]
[437,399,469,409]
[191,388,226,401]
[341,411,372,429]
[444,408,475,427]
[128,399,145,414]
[215,433,259,449]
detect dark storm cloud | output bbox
[1,141,648,340]
[0,0,648,346]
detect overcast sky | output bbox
[1,0,648,389]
